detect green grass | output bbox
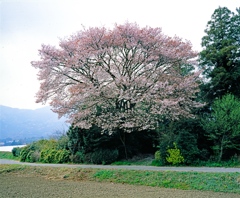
[0,151,19,160]
[93,169,240,193]
[0,164,239,194]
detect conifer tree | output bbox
[199,7,240,102]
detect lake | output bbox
[0,145,26,152]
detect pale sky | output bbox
[0,0,239,109]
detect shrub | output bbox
[176,129,200,164]
[151,160,162,166]
[57,135,69,150]
[71,151,85,163]
[20,145,39,162]
[40,148,48,162]
[12,147,22,157]
[29,151,41,162]
[41,139,58,150]
[55,149,70,163]
[40,148,58,163]
[151,150,162,166]
[20,145,31,162]
[18,139,70,163]
[26,150,35,162]
[67,125,157,161]
[90,149,119,164]
[154,150,161,161]
[166,142,184,165]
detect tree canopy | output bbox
[199,7,240,102]
[201,94,240,161]
[32,23,203,133]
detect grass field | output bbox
[0,151,19,160]
[0,164,240,194]
[2,174,240,198]
[1,151,240,196]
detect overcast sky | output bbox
[0,0,239,109]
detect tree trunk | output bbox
[218,136,225,162]
[119,130,128,159]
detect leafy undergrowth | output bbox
[0,165,239,194]
[1,151,240,168]
[194,160,240,168]
[112,155,154,166]
[112,157,240,168]
[0,151,19,160]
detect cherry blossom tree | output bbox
[32,23,203,134]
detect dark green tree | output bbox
[199,7,240,102]
[201,94,240,162]
[67,124,157,162]
[66,125,105,156]
[157,118,206,165]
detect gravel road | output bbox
[1,159,240,173]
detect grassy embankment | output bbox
[0,151,19,160]
[1,151,240,193]
[0,164,240,194]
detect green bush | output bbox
[40,149,48,162]
[176,129,201,164]
[166,142,184,165]
[40,148,58,163]
[67,125,157,161]
[151,150,162,166]
[32,139,58,152]
[90,149,119,164]
[12,147,22,157]
[70,151,85,163]
[55,149,70,163]
[19,145,31,162]
[40,139,58,150]
[156,118,204,165]
[26,150,35,162]
[151,159,162,166]
[28,151,41,162]
[56,135,69,150]
[154,150,161,161]
[18,139,71,163]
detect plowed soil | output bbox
[1,174,239,198]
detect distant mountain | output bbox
[0,105,68,139]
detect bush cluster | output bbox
[166,142,184,165]
[67,125,157,164]
[90,149,119,165]
[40,148,70,163]
[18,139,70,164]
[12,147,22,157]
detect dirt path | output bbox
[1,159,240,173]
[1,174,239,198]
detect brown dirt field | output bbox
[0,174,239,198]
